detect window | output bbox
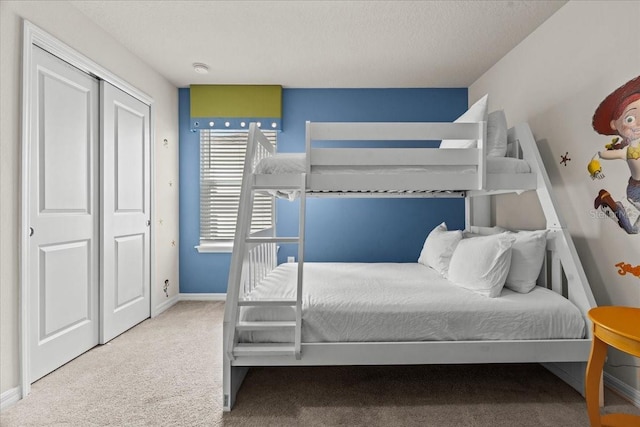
[198,129,277,252]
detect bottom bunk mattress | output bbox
[239,263,586,343]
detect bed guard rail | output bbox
[305,121,488,191]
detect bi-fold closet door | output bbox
[28,46,151,382]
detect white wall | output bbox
[471,0,639,395]
[0,1,179,395]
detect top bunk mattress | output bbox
[239,263,585,343]
[254,153,531,175]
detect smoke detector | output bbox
[193,63,209,74]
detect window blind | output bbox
[200,130,276,244]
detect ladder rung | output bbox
[245,237,299,244]
[238,299,297,307]
[233,343,295,357]
[236,321,296,331]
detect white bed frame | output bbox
[222,121,597,411]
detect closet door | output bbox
[29,46,100,381]
[100,81,151,343]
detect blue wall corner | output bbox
[179,87,468,293]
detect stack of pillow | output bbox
[439,94,509,158]
[417,222,548,298]
[420,96,534,296]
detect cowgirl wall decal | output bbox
[588,75,640,235]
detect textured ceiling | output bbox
[69,0,567,88]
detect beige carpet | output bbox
[2,301,638,426]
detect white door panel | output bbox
[101,81,151,343]
[115,106,146,212]
[115,234,145,309]
[39,71,92,212]
[39,241,91,337]
[29,46,99,382]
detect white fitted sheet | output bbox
[239,263,585,343]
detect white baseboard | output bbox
[179,293,227,301]
[1,386,21,411]
[604,371,640,408]
[152,293,227,316]
[152,294,180,317]
[543,362,640,408]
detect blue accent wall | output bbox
[179,88,468,293]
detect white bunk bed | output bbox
[222,121,597,411]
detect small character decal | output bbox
[589,75,640,234]
[615,262,640,279]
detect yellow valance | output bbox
[190,85,282,130]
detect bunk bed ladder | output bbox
[225,123,306,360]
[232,174,306,359]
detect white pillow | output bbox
[487,110,508,157]
[440,94,489,149]
[504,230,549,293]
[417,222,463,277]
[447,233,515,298]
[506,141,520,158]
[462,225,508,238]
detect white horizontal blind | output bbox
[200,130,276,243]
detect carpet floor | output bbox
[1,301,638,426]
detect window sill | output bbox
[196,242,233,253]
